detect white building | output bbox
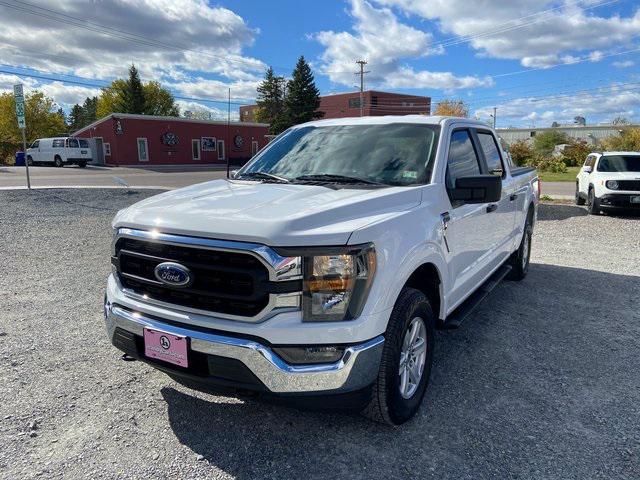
[497,124,636,146]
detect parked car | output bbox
[576,152,640,214]
[26,137,92,167]
[104,116,540,425]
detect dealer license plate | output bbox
[631,196,640,204]
[143,328,188,367]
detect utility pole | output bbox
[492,107,497,129]
[355,60,369,117]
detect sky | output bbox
[0,0,639,127]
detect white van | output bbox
[26,137,92,167]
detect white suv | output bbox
[576,152,640,214]
[26,137,92,168]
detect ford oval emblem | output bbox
[154,262,192,287]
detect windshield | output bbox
[597,155,640,172]
[240,124,440,186]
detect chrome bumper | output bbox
[105,303,384,394]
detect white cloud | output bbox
[474,84,640,125]
[613,60,635,68]
[0,0,264,105]
[314,0,492,91]
[375,0,640,68]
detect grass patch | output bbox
[538,166,580,182]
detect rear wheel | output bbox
[508,209,533,281]
[587,188,600,215]
[362,287,435,425]
[78,160,87,168]
[54,155,63,168]
[575,183,585,205]
[26,155,33,166]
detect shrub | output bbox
[528,154,568,173]
[601,128,640,151]
[533,131,569,157]
[561,140,592,167]
[507,139,534,166]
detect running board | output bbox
[440,264,512,330]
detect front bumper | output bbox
[104,301,384,395]
[599,193,640,209]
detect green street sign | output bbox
[13,84,26,129]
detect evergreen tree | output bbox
[82,96,98,124]
[68,104,84,131]
[284,56,323,128]
[120,64,146,114]
[255,67,287,134]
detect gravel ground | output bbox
[0,189,639,480]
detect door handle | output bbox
[509,193,517,201]
[486,204,498,213]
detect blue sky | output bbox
[0,0,639,127]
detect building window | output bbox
[104,143,111,156]
[217,140,225,160]
[192,139,201,160]
[348,97,362,109]
[137,138,149,162]
[251,140,259,156]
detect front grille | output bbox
[114,237,298,317]
[616,180,640,191]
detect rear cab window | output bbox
[476,131,505,177]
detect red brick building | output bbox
[239,90,430,122]
[74,113,269,166]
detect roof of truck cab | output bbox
[293,115,488,128]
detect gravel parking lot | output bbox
[1,189,638,479]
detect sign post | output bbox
[13,84,31,190]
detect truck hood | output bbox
[113,179,422,245]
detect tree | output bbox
[96,74,178,118]
[68,96,98,132]
[121,64,146,114]
[602,128,640,151]
[561,140,591,167]
[533,130,568,157]
[284,56,323,128]
[144,81,179,116]
[254,67,287,134]
[507,139,534,166]
[434,99,469,117]
[0,90,67,163]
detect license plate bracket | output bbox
[143,328,189,368]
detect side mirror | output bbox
[450,175,502,204]
[582,166,592,173]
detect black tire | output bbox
[78,160,87,168]
[575,183,586,205]
[508,208,533,281]
[26,155,33,166]
[362,287,435,425]
[54,155,63,168]
[587,187,599,215]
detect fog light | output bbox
[273,346,345,365]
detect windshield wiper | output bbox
[293,174,385,186]
[236,171,290,183]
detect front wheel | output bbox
[362,287,435,425]
[587,188,600,215]
[26,156,33,166]
[54,156,63,168]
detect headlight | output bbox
[606,180,619,190]
[293,244,376,322]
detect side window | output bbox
[67,138,79,148]
[446,130,481,189]
[477,131,504,176]
[79,139,89,148]
[52,139,64,148]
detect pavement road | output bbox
[0,164,577,197]
[0,165,229,190]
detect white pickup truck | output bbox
[104,116,539,425]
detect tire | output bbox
[78,160,87,168]
[575,183,586,205]
[508,208,533,281]
[362,287,435,425]
[26,156,33,166]
[54,155,63,168]
[587,187,600,215]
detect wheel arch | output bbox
[401,262,443,321]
